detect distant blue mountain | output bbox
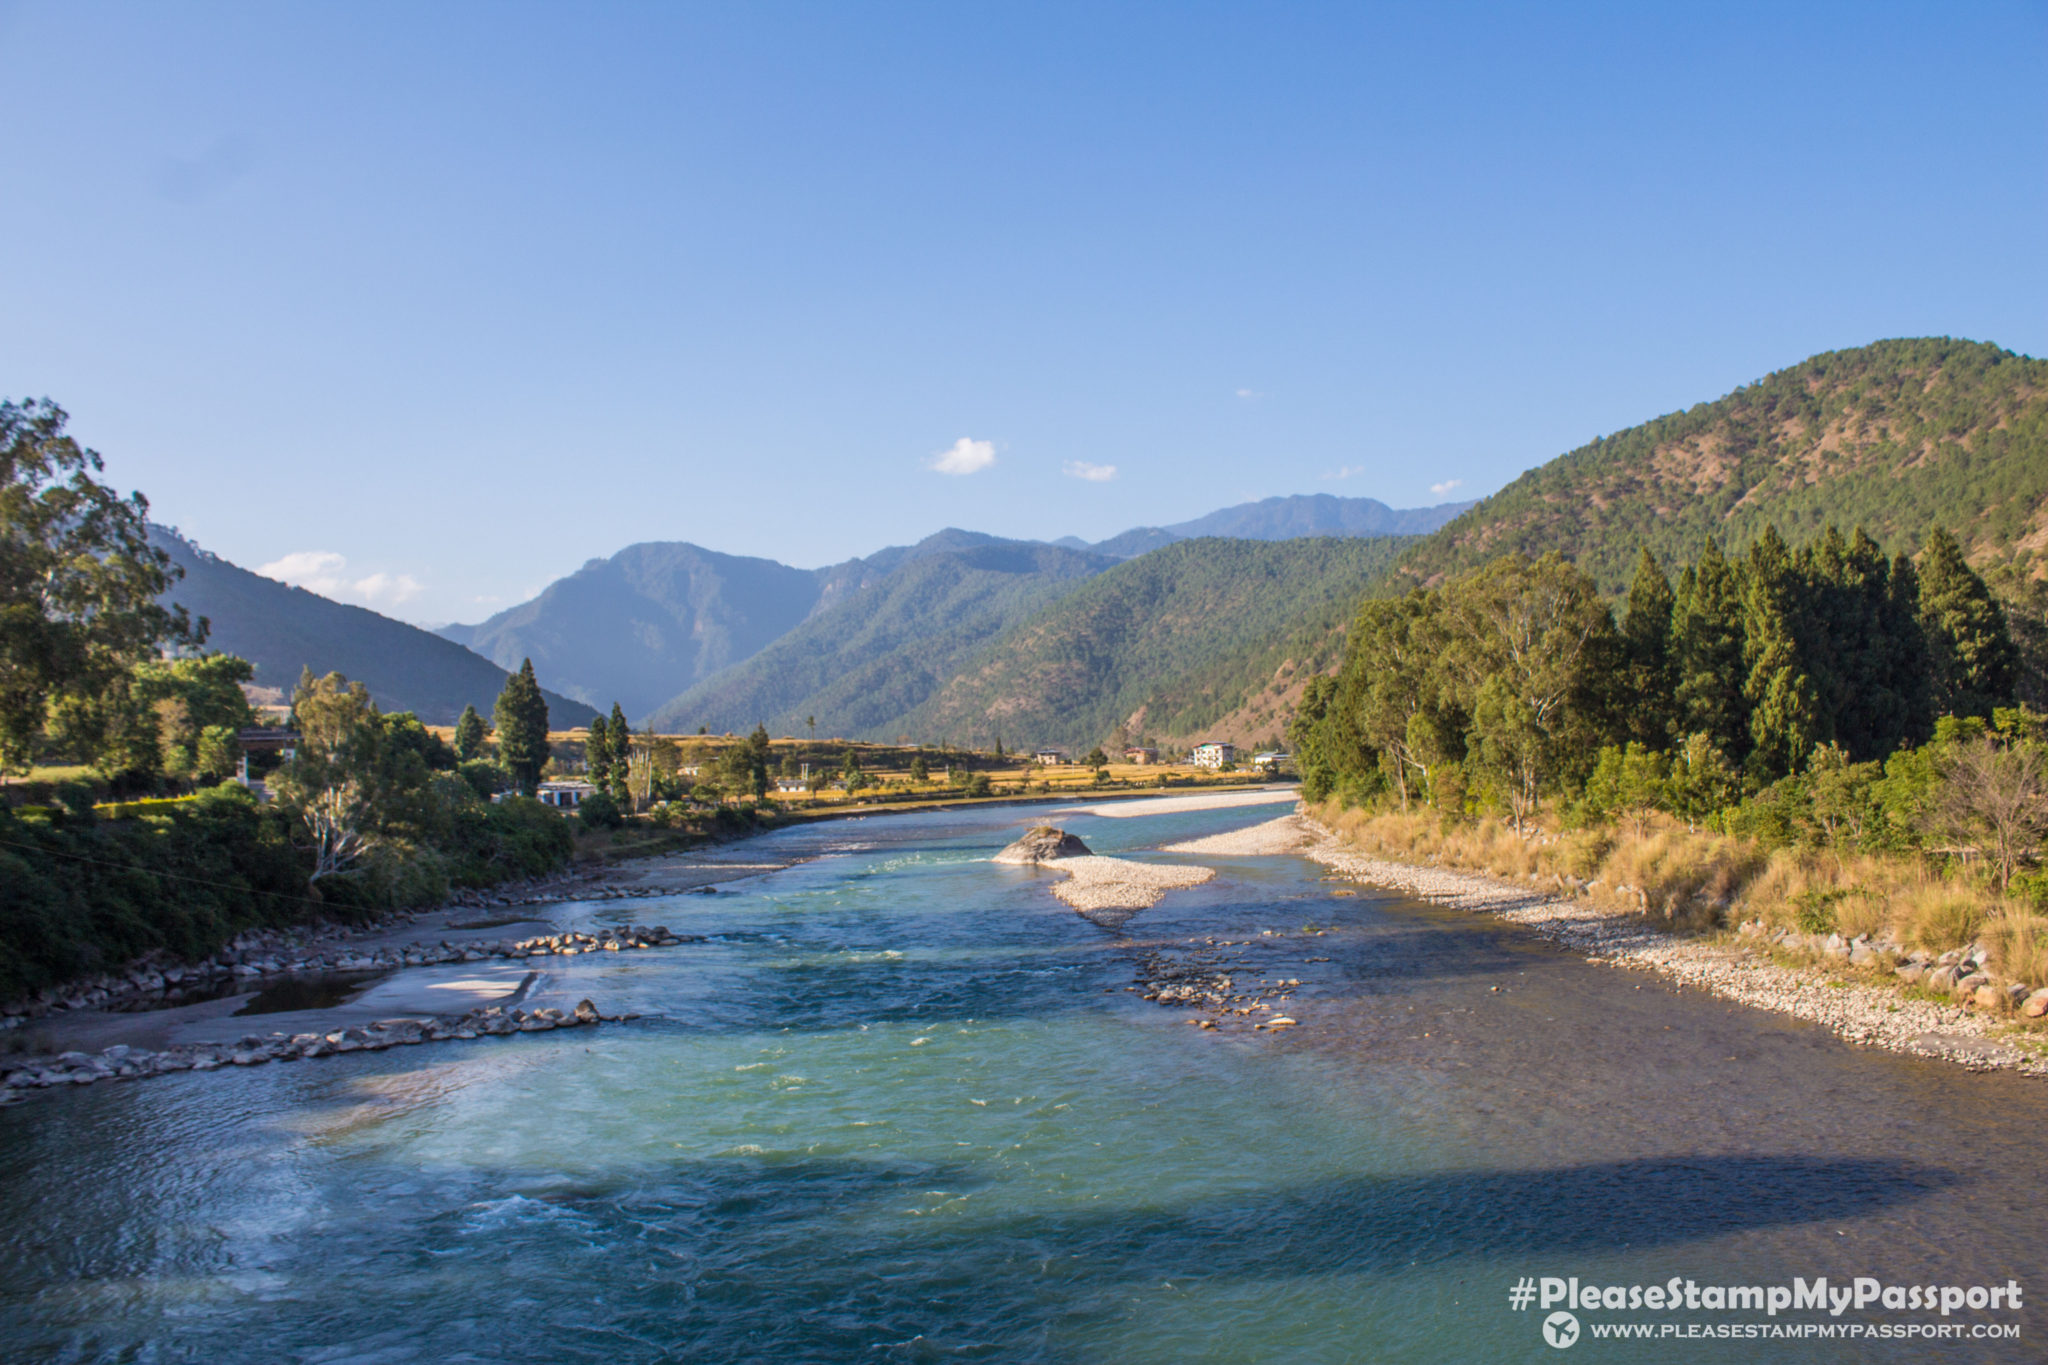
[1084,493,1474,559]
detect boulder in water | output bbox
[993,826,1092,865]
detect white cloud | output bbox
[1322,465,1367,481]
[1235,388,1263,400]
[258,550,424,609]
[1062,460,1117,483]
[1430,478,1464,496]
[930,437,996,475]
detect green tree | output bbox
[1619,547,1677,747]
[1440,552,1617,822]
[453,704,486,762]
[492,659,550,795]
[274,670,385,882]
[1340,590,1455,808]
[1668,732,1740,831]
[607,703,633,797]
[585,712,612,786]
[910,754,929,782]
[1741,528,1820,781]
[1083,745,1108,768]
[1,399,199,772]
[1580,742,1671,839]
[1670,540,1749,766]
[1803,741,1883,859]
[1917,528,2018,720]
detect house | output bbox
[1123,746,1158,765]
[773,776,809,794]
[1033,749,1067,766]
[1189,741,1236,769]
[1252,751,1291,771]
[233,727,299,789]
[535,779,600,809]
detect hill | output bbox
[1087,493,1471,559]
[895,536,1412,752]
[1393,338,2048,595]
[152,528,595,726]
[438,541,826,719]
[647,537,1116,736]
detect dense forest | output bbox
[1293,526,2017,819]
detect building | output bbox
[1252,751,1291,772]
[1033,748,1067,766]
[773,776,809,794]
[1123,746,1158,765]
[535,779,600,809]
[1189,741,1236,770]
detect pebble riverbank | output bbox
[1295,815,2048,1078]
[1,997,635,1102]
[1,919,700,1030]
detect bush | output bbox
[458,758,508,800]
[578,790,624,831]
[0,784,308,1002]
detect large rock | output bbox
[993,826,1093,865]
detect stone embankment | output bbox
[1300,816,2048,1077]
[1,923,699,1030]
[1,998,634,1103]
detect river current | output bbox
[2,799,2042,1362]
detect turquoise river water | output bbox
[2,798,2043,1363]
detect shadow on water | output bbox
[469,1150,1955,1281]
[231,969,389,1017]
[195,1151,1955,1364]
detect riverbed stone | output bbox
[993,826,1093,864]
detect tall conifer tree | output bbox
[1671,540,1750,765]
[607,702,633,800]
[493,659,550,794]
[1741,527,1819,779]
[452,704,486,763]
[1620,547,1677,747]
[1917,528,2018,719]
[586,712,611,786]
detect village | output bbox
[510,729,1293,815]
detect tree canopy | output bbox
[1,399,198,771]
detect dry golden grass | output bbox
[1311,798,2042,986]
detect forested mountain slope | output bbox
[647,539,1116,736]
[1395,338,2047,595]
[896,536,1411,752]
[151,528,595,726]
[439,542,825,719]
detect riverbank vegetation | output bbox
[1292,525,2047,1001]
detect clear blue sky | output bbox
[3,1,2042,625]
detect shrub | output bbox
[1903,887,1986,952]
[578,790,624,831]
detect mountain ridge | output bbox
[151,527,596,727]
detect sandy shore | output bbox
[1160,814,1314,856]
[1055,788,1300,819]
[1297,817,2044,1077]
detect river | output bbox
[2,797,2041,1362]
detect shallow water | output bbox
[2,801,2041,1362]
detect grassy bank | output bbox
[1309,799,2048,999]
